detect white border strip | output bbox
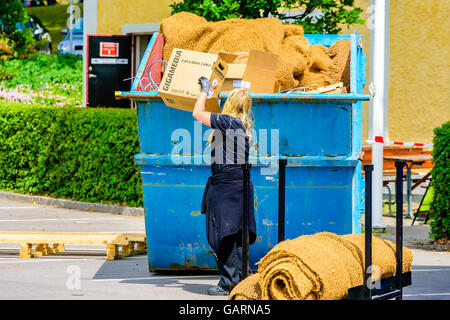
[0,218,125,222]
[403,293,450,297]
[91,275,218,282]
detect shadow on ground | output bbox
[91,255,221,296]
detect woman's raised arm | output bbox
[192,77,212,127]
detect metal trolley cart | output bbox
[240,159,412,300]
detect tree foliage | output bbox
[170,0,364,34]
[0,0,37,60]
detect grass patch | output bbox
[0,53,82,107]
[26,3,84,54]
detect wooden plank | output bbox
[0,232,147,260]
[383,155,433,162]
[34,244,50,257]
[362,145,433,171]
[128,241,136,256]
[20,243,32,259]
[364,169,420,178]
[411,172,432,191]
[325,87,347,94]
[134,241,147,255]
[106,244,118,260]
[121,244,131,257]
[53,243,65,253]
[0,238,128,245]
[136,242,146,251]
[0,233,147,244]
[310,82,343,93]
[0,233,145,245]
[0,231,145,237]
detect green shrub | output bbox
[429,121,450,241]
[0,103,143,207]
[0,53,82,89]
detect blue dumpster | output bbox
[118,32,370,271]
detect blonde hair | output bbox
[208,88,253,144]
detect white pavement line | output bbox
[0,207,39,209]
[0,217,126,222]
[403,293,450,297]
[412,269,450,272]
[0,258,97,264]
[90,275,218,282]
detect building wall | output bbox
[352,0,449,144]
[94,0,449,143]
[96,0,173,34]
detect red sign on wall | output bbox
[100,42,119,57]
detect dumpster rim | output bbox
[116,90,370,103]
[134,153,359,167]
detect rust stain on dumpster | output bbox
[168,263,213,271]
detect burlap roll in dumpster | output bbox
[229,232,413,300]
[160,12,350,91]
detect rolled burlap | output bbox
[229,273,261,300]
[160,12,352,92]
[228,232,413,300]
[342,233,414,279]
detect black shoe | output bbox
[207,285,229,296]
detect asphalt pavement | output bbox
[0,198,448,300]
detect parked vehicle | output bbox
[57,17,83,55]
[28,15,52,54]
[23,0,58,7]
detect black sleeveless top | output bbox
[209,113,250,175]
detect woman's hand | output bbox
[193,77,212,127]
[198,76,211,93]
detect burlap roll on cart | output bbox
[228,274,262,300]
[229,232,413,300]
[341,234,413,280]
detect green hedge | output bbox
[430,121,450,241]
[0,103,143,207]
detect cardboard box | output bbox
[218,49,279,93]
[158,48,228,113]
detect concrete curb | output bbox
[0,191,144,216]
[409,244,450,252]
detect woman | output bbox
[195,77,257,296]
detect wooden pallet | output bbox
[0,232,147,260]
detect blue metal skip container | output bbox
[119,32,370,271]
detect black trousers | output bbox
[215,233,243,290]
